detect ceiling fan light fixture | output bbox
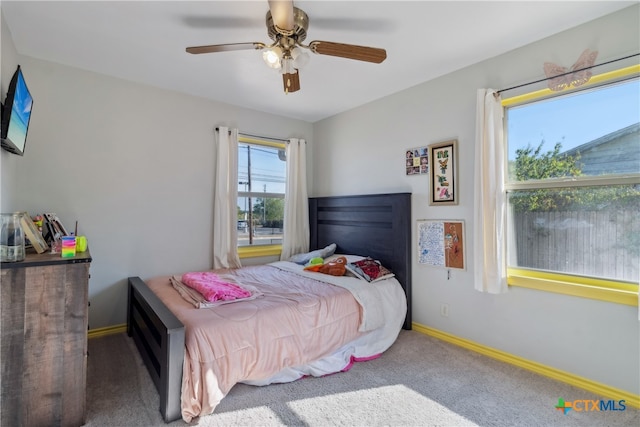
[280,56,296,75]
[291,47,310,69]
[263,46,283,68]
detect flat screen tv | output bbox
[1,65,34,156]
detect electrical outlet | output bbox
[440,303,449,317]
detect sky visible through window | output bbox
[506,78,640,161]
[238,143,286,195]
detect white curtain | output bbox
[473,89,508,294]
[280,138,309,260]
[212,126,242,269]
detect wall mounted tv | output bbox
[1,65,34,156]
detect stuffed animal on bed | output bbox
[303,256,347,276]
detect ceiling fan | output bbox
[186,0,387,94]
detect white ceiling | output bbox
[2,1,635,123]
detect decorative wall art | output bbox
[417,220,465,269]
[405,146,429,176]
[543,49,598,92]
[429,139,458,205]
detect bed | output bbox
[127,192,412,422]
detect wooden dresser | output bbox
[1,250,92,427]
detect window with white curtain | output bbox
[503,70,639,305]
[237,136,286,250]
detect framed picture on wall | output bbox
[429,139,458,205]
[405,146,429,176]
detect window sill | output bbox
[238,245,282,259]
[508,268,638,306]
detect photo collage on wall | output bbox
[405,146,429,175]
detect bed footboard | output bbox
[127,276,184,422]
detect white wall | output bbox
[312,6,640,395]
[0,10,313,329]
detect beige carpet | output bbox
[85,331,638,426]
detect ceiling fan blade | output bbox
[186,42,265,54]
[282,71,300,94]
[308,41,387,63]
[268,0,294,32]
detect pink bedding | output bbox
[145,264,364,422]
[181,271,251,302]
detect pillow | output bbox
[346,257,395,283]
[289,243,337,265]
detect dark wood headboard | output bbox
[309,193,412,330]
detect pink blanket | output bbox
[181,272,251,302]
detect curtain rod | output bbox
[496,52,639,95]
[214,127,289,143]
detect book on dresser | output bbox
[20,213,48,254]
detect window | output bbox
[237,136,286,256]
[503,67,639,305]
